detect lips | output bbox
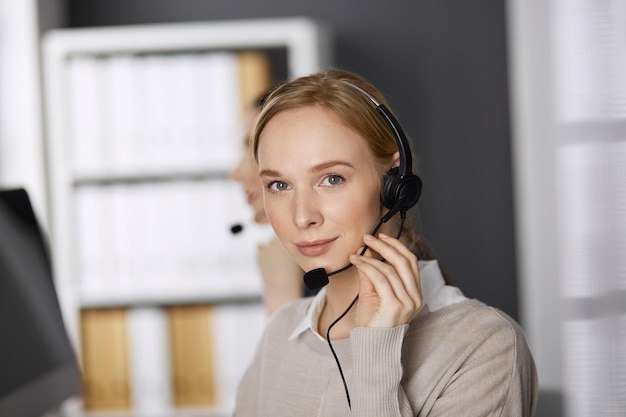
[295,238,337,257]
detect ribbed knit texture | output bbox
[351,326,411,416]
[234,298,537,416]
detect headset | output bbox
[302,79,423,291]
[335,80,422,222]
[314,79,424,410]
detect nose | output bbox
[293,188,322,229]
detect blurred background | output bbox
[0,1,624,416]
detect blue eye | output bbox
[324,175,344,186]
[268,181,290,192]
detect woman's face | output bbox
[257,105,383,274]
[229,108,267,224]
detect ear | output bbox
[390,151,401,170]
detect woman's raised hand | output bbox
[350,233,423,328]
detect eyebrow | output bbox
[259,160,354,178]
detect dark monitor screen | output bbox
[0,188,81,417]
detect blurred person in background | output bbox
[230,91,312,316]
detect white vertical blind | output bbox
[509,0,626,415]
[553,2,626,414]
[552,0,626,122]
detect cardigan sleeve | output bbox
[350,307,537,417]
[420,309,538,417]
[350,325,414,417]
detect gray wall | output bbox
[63,0,518,319]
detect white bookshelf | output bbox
[41,17,332,416]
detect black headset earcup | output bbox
[381,167,422,211]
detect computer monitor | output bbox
[0,188,81,416]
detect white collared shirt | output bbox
[288,259,467,341]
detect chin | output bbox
[300,258,346,275]
[295,257,322,274]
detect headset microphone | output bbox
[302,79,422,291]
[303,268,331,290]
[230,224,244,234]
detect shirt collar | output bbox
[288,259,465,341]
[289,287,328,341]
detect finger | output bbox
[351,254,416,313]
[363,234,421,300]
[377,233,421,298]
[351,256,417,326]
[351,253,396,295]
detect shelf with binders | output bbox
[64,51,246,177]
[72,175,273,308]
[71,166,231,186]
[79,302,266,416]
[41,17,332,416]
[60,49,270,308]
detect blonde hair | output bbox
[251,68,400,174]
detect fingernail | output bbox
[350,254,363,264]
[364,234,375,242]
